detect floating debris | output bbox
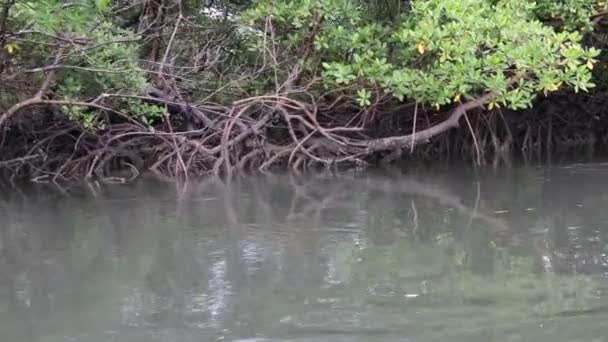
[493,210,509,214]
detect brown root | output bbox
[1,83,606,184]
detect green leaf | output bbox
[95,0,111,11]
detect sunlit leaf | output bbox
[417,42,426,54]
[95,0,111,11]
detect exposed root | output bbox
[1,84,606,183]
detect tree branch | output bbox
[0,0,14,39]
[361,89,504,154]
[0,46,64,128]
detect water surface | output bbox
[1,164,608,341]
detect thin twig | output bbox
[410,102,418,154]
[464,112,481,165]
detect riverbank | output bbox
[1,90,607,184]
[2,0,608,184]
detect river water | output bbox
[1,163,608,341]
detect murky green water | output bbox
[1,164,608,341]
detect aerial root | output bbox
[0,90,604,183]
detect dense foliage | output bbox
[244,0,599,109]
[1,0,608,180]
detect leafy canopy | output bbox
[2,0,605,129]
[534,0,606,31]
[243,0,600,110]
[5,0,155,128]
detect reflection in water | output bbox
[0,164,608,341]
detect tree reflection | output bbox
[0,166,607,341]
